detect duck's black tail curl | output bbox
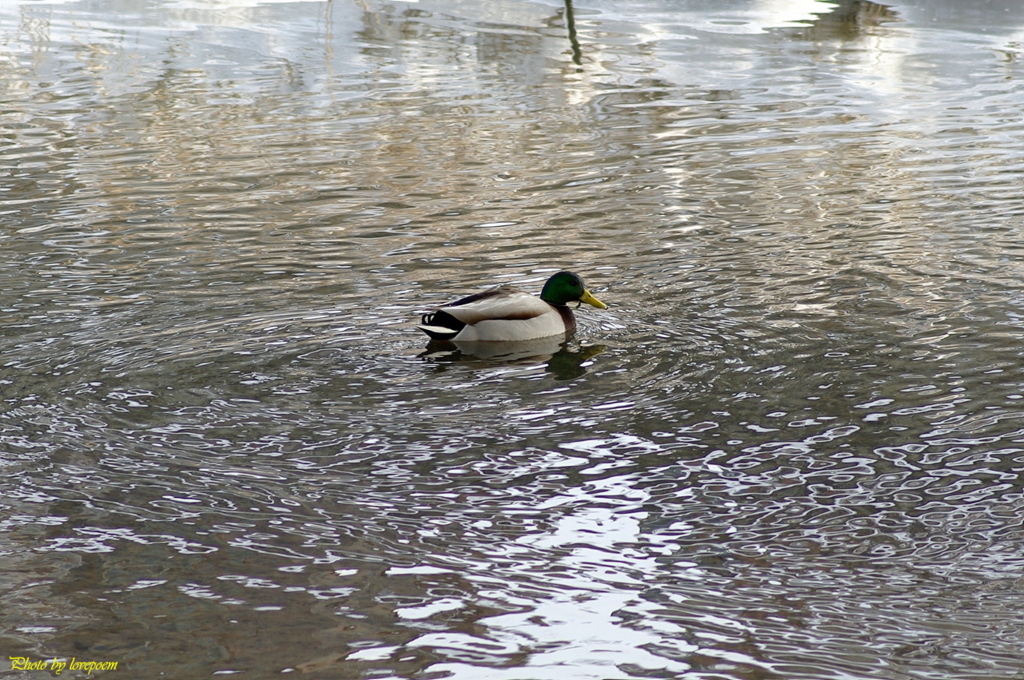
[417,310,464,341]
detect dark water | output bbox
[4,0,1024,678]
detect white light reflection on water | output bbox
[419,475,698,679]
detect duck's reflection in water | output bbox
[420,336,605,380]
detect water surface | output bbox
[4,0,1024,678]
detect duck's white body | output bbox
[418,286,574,342]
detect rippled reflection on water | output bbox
[4,0,1024,678]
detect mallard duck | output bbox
[417,270,607,342]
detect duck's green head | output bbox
[540,271,608,309]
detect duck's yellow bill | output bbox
[580,289,607,310]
